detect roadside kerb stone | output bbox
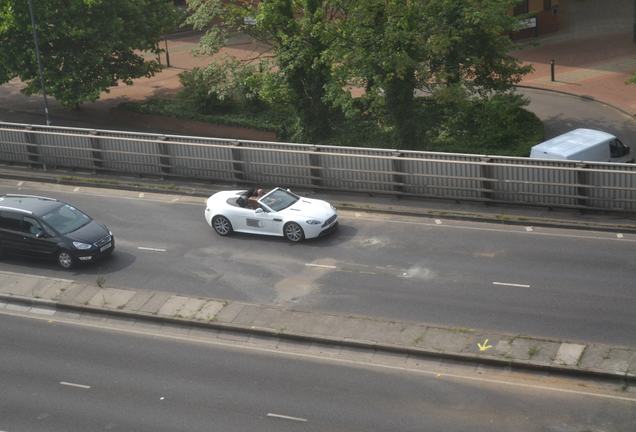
[65,285,101,305]
[1,272,635,381]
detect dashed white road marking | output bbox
[617,233,624,239]
[305,263,337,269]
[493,281,531,288]
[434,219,442,225]
[60,381,91,389]
[525,226,533,232]
[138,192,145,198]
[266,413,307,423]
[73,187,80,192]
[137,246,167,252]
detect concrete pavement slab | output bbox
[88,288,136,309]
[555,342,586,366]
[68,284,101,305]
[214,302,249,323]
[124,291,156,312]
[157,295,190,316]
[194,300,225,322]
[228,304,262,326]
[418,327,475,353]
[138,292,173,314]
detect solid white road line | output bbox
[493,281,531,288]
[60,381,91,389]
[266,413,308,423]
[305,263,337,269]
[137,246,167,252]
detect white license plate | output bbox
[100,242,112,252]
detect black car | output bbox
[0,194,114,269]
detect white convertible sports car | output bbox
[204,187,338,242]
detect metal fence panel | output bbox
[1,122,636,212]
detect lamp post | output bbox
[26,0,51,125]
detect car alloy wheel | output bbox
[57,250,75,269]
[284,222,304,242]
[212,215,232,236]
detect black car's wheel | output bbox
[284,222,304,242]
[212,215,233,236]
[56,249,76,270]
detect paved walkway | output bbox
[514,32,636,116]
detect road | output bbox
[1,312,634,432]
[518,87,636,144]
[1,182,635,346]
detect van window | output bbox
[610,139,629,158]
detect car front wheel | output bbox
[57,249,76,270]
[212,215,233,236]
[284,222,304,242]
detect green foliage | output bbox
[187,0,337,142]
[420,90,544,155]
[0,0,178,107]
[327,0,532,148]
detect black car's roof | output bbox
[0,194,63,216]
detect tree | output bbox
[0,0,177,107]
[328,0,531,149]
[186,0,337,141]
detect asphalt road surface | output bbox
[1,182,634,347]
[1,313,634,432]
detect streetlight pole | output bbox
[26,0,51,125]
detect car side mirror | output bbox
[254,208,264,214]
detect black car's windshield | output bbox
[259,189,299,212]
[41,204,91,234]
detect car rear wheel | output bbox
[284,222,304,242]
[57,249,76,270]
[212,215,233,236]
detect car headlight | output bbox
[306,219,321,225]
[73,241,92,250]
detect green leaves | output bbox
[0,0,178,107]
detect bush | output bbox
[417,88,543,156]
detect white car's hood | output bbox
[280,197,335,220]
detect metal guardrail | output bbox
[1,121,635,211]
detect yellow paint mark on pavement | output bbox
[478,339,493,352]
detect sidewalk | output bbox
[1,270,634,381]
[513,32,636,116]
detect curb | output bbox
[1,292,634,384]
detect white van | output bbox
[529,128,633,163]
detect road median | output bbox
[1,270,634,382]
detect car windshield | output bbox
[41,204,91,234]
[259,188,299,212]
